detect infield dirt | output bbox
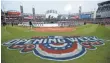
[33,27,76,32]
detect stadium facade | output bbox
[1,1,110,26]
[96,1,110,18]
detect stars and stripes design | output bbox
[2,36,104,61]
[33,41,86,61]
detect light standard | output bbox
[32,5,35,21]
[93,8,96,21]
[20,2,24,22]
[2,2,6,22]
[79,4,82,19]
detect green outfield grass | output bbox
[1,24,110,63]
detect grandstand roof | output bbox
[98,1,110,6]
[7,10,20,12]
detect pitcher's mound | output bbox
[33,27,76,32]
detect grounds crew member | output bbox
[29,20,33,29]
[84,21,86,25]
[11,21,14,26]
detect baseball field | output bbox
[1,24,110,63]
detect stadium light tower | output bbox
[1,2,6,22]
[79,4,82,19]
[20,2,24,22]
[20,2,23,14]
[93,8,96,20]
[32,5,35,21]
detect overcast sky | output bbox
[1,0,107,14]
